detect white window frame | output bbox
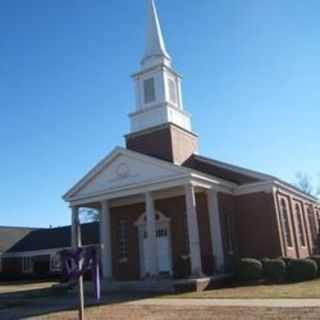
[50,254,62,272]
[22,256,33,273]
[143,78,156,104]
[119,220,129,262]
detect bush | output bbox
[173,256,191,279]
[263,259,286,282]
[308,256,320,275]
[237,258,263,282]
[287,259,318,282]
[260,257,271,267]
[277,256,296,266]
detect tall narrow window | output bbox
[119,220,129,260]
[224,212,234,254]
[280,199,293,247]
[296,204,306,246]
[168,78,177,103]
[50,254,62,272]
[307,207,317,242]
[143,78,155,103]
[22,257,33,273]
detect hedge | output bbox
[173,256,191,279]
[263,258,286,282]
[237,258,263,281]
[308,255,320,274]
[287,259,318,282]
[277,256,296,266]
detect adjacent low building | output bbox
[0,223,99,279]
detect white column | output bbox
[207,190,225,273]
[145,192,158,276]
[185,184,203,276]
[100,200,113,279]
[71,206,81,248]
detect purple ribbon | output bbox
[60,247,101,301]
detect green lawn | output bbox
[169,278,320,299]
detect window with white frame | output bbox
[168,78,177,103]
[224,212,234,254]
[143,78,156,103]
[22,256,33,273]
[295,204,306,247]
[50,254,62,272]
[280,198,293,247]
[119,220,129,261]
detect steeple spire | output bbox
[142,0,171,68]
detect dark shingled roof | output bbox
[0,226,38,254]
[183,155,266,185]
[4,222,99,253]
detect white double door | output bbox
[142,225,172,275]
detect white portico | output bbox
[64,147,233,280]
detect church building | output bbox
[63,0,320,284]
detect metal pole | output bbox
[74,207,85,320]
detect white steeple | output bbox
[129,0,192,134]
[142,0,171,68]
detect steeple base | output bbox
[125,123,198,165]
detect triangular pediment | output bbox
[64,147,188,201]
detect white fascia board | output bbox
[69,169,237,207]
[273,180,320,203]
[235,179,320,203]
[2,244,100,258]
[63,146,122,201]
[234,180,274,196]
[69,174,191,207]
[63,146,191,202]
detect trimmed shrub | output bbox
[287,259,318,282]
[308,256,320,275]
[237,258,263,282]
[263,258,286,282]
[277,256,296,266]
[260,257,271,267]
[173,256,191,279]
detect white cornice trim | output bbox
[63,147,192,201]
[235,179,319,204]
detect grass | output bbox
[167,278,320,299]
[1,280,320,319]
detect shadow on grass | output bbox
[0,284,164,319]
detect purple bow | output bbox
[60,247,101,301]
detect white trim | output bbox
[1,244,99,259]
[2,247,70,258]
[22,256,33,273]
[235,180,319,204]
[207,190,224,272]
[135,211,173,278]
[63,147,191,201]
[50,254,62,272]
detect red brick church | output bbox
[63,0,320,283]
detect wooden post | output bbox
[73,207,85,320]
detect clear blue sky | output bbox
[1,0,319,228]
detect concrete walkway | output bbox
[128,298,320,308]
